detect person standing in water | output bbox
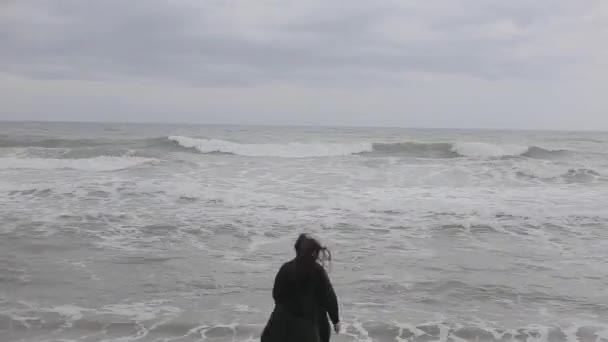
[261,234,340,342]
[294,234,339,342]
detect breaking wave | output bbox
[168,136,374,158]
[561,168,601,184]
[0,135,572,159]
[168,136,568,159]
[522,146,570,159]
[451,142,530,158]
[517,168,603,184]
[0,156,158,171]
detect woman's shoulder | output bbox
[279,259,297,270]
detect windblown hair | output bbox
[294,233,331,270]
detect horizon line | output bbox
[1,119,607,134]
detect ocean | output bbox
[1,122,607,342]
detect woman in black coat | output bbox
[261,234,340,342]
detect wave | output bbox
[168,136,373,157]
[451,142,530,158]
[371,142,459,158]
[1,309,606,342]
[1,135,570,160]
[516,168,603,184]
[522,146,569,159]
[168,136,568,159]
[561,168,602,183]
[0,156,157,171]
[373,141,564,158]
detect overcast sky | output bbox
[1,0,607,130]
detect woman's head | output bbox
[294,233,331,267]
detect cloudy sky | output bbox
[1,0,607,130]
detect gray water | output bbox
[1,122,607,342]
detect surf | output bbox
[168,135,374,158]
[168,136,568,159]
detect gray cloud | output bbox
[2,0,605,85]
[1,0,607,129]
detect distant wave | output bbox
[522,146,569,159]
[0,156,157,171]
[371,142,458,158]
[373,141,564,158]
[168,136,374,157]
[168,136,568,159]
[563,167,600,177]
[517,168,603,183]
[451,142,530,157]
[0,135,570,159]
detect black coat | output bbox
[261,259,339,342]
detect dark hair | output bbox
[294,233,331,269]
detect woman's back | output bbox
[272,259,325,319]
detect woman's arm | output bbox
[318,266,340,325]
[272,263,288,303]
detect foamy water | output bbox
[1,122,608,342]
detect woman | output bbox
[261,234,340,342]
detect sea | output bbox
[1,122,607,342]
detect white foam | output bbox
[232,304,260,313]
[101,302,181,322]
[451,142,530,157]
[49,305,87,327]
[349,321,373,342]
[168,136,373,158]
[0,156,157,171]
